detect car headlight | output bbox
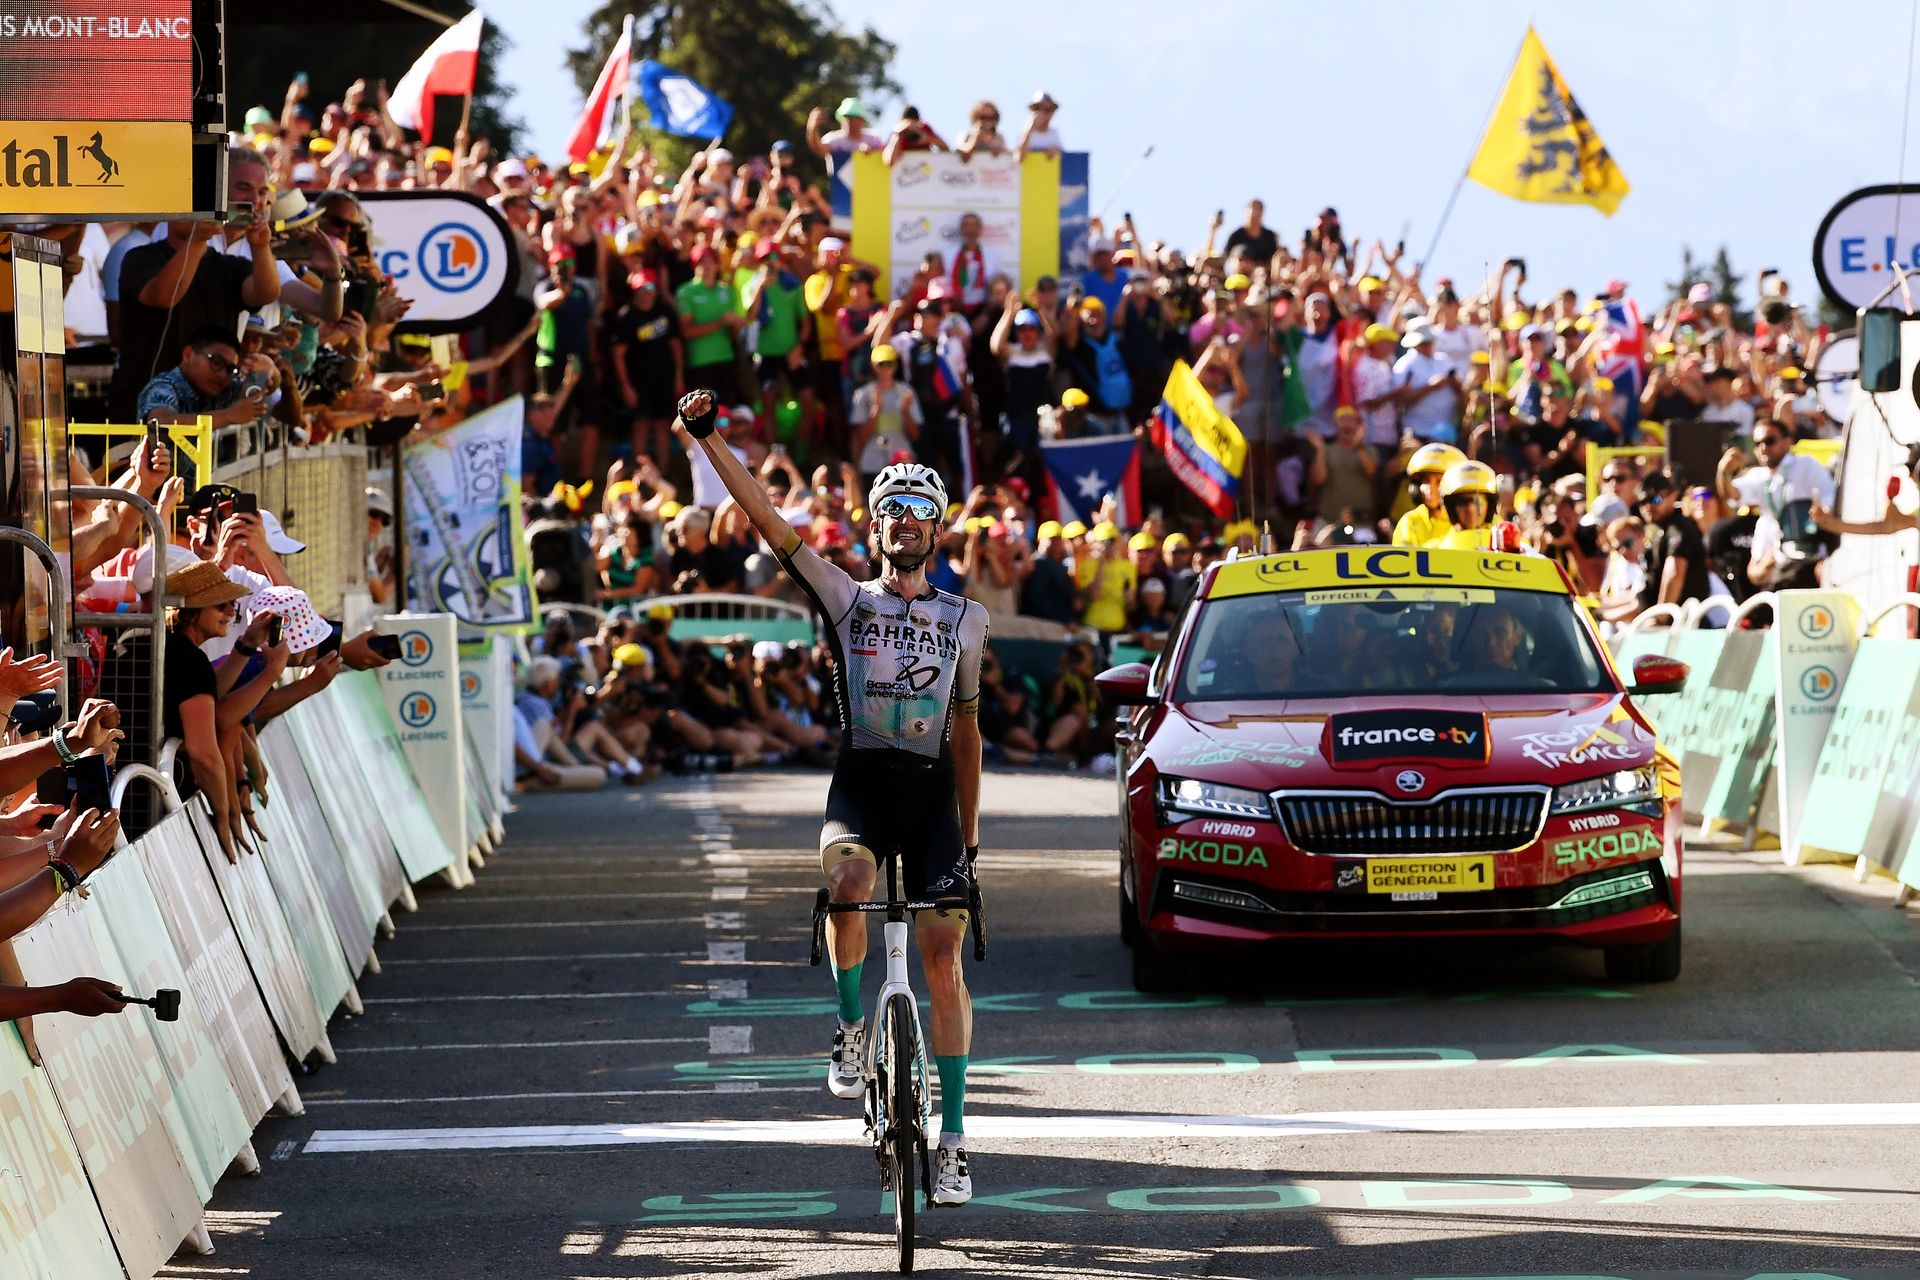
[1158,776,1273,821]
[1551,767,1659,814]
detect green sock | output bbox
[935,1055,968,1135]
[833,962,864,1024]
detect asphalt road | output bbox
[156,767,1920,1280]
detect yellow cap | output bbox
[1358,275,1385,291]
[1780,365,1805,379]
[1223,518,1257,544]
[1592,375,1615,392]
[945,502,964,521]
[1363,323,1399,345]
[607,480,639,500]
[1502,312,1530,331]
[851,507,866,523]
[1223,272,1251,291]
[1037,520,1063,539]
[1061,387,1091,410]
[613,642,649,668]
[1162,532,1191,552]
[1573,317,1594,332]
[1062,520,1088,539]
[1470,351,1492,365]
[1089,521,1121,542]
[425,146,455,166]
[871,342,900,365]
[658,500,683,519]
[1078,295,1106,314]
[308,138,335,155]
[1128,531,1157,552]
[1486,381,1510,395]
[645,602,674,621]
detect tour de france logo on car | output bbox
[1800,665,1839,702]
[1798,605,1836,640]
[399,692,437,729]
[418,222,489,293]
[398,630,433,666]
[460,670,481,702]
[1326,709,1491,767]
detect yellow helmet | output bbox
[1441,459,1497,500]
[1408,442,1468,478]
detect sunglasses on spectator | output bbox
[1755,433,1787,447]
[201,350,240,378]
[876,495,941,522]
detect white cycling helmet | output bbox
[867,462,949,519]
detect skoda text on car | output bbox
[1099,546,1689,991]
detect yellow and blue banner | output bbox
[1151,360,1247,518]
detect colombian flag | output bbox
[1151,360,1248,518]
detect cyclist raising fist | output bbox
[676,390,986,1206]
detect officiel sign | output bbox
[1812,185,1920,311]
[0,120,189,218]
[356,190,521,332]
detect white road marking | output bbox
[301,1102,1920,1152]
[703,913,743,929]
[710,886,748,900]
[337,1037,704,1054]
[705,979,749,1000]
[361,990,688,1004]
[303,1085,816,1110]
[707,1025,753,1055]
[711,866,749,880]
[406,918,689,932]
[433,891,724,904]
[704,851,743,865]
[706,941,745,963]
[380,951,703,965]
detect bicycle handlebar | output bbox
[808,885,989,965]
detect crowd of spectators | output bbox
[28,72,1854,787]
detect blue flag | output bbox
[635,60,734,139]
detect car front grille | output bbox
[1273,787,1550,856]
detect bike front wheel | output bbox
[884,992,920,1273]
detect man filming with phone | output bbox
[675,388,988,1207]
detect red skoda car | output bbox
[1101,547,1688,991]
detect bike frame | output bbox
[867,863,932,1140]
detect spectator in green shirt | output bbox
[740,238,813,433]
[678,243,742,403]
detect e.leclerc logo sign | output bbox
[1813,185,1920,311]
[356,190,519,333]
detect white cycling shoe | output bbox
[828,1021,866,1100]
[932,1144,971,1206]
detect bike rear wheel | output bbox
[884,992,920,1273]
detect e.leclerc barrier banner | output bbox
[1690,628,1778,835]
[1773,591,1860,865]
[402,397,536,632]
[1795,633,1920,862]
[375,614,472,880]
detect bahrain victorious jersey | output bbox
[775,534,988,760]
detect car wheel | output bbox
[1130,935,1185,992]
[1603,923,1682,983]
[1119,864,1139,948]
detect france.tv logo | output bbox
[418,223,489,293]
[399,692,437,728]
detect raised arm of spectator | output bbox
[990,289,1019,359]
[806,107,831,157]
[253,652,342,726]
[0,807,120,943]
[1713,447,1746,509]
[1198,211,1221,264]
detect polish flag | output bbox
[387,8,485,139]
[565,15,632,164]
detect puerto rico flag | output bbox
[1041,435,1141,525]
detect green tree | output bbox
[1709,245,1749,328]
[1666,244,1701,304]
[565,0,900,173]
[227,3,522,154]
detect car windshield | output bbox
[1174,586,1614,700]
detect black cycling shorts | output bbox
[820,749,969,910]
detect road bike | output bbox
[810,851,986,1274]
